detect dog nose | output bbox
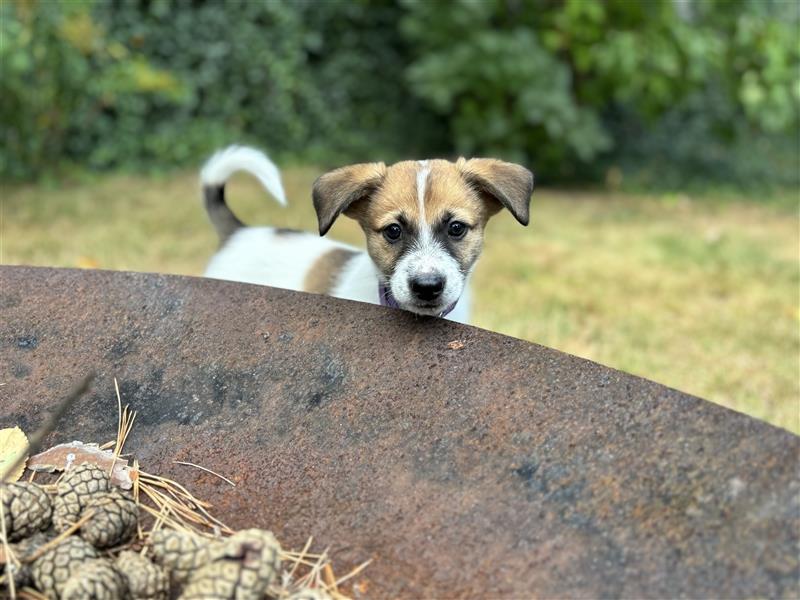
[410,274,445,301]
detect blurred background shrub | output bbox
[1,0,797,189]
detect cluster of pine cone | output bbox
[1,463,329,600]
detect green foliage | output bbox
[298,0,447,161]
[90,0,315,167]
[1,0,436,178]
[1,0,797,189]
[0,1,186,177]
[402,0,613,176]
[401,0,798,184]
[604,0,800,189]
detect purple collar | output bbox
[379,283,457,318]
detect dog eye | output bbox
[383,223,402,242]
[448,221,467,238]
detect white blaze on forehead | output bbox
[416,160,431,241]
[390,160,465,311]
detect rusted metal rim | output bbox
[1,266,797,598]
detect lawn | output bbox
[2,168,798,433]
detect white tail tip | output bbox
[200,145,287,205]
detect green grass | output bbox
[2,170,798,433]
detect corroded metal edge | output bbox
[1,266,797,599]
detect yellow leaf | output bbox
[76,256,99,269]
[0,426,29,482]
[58,11,103,55]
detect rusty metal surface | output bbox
[1,265,797,598]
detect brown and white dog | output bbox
[201,146,533,323]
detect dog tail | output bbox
[200,145,287,241]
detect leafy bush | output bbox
[401,0,799,184]
[404,4,611,175]
[299,0,448,162]
[0,1,188,177]
[1,0,439,178]
[1,0,796,189]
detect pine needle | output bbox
[324,563,338,592]
[5,373,369,599]
[109,377,136,481]
[286,537,315,579]
[174,461,236,487]
[334,558,372,587]
[24,510,95,563]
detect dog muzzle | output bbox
[379,283,457,318]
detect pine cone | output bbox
[54,462,110,530]
[150,529,215,584]
[180,529,281,600]
[218,529,281,591]
[287,588,334,600]
[61,558,129,600]
[4,558,32,590]
[177,558,243,600]
[0,481,53,541]
[8,532,51,588]
[116,550,170,600]
[80,489,138,548]
[31,535,99,598]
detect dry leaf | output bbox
[28,441,133,489]
[76,256,100,269]
[0,426,29,482]
[447,340,465,350]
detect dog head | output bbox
[313,158,533,316]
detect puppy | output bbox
[201,146,533,324]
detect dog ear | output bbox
[458,158,534,226]
[312,162,387,235]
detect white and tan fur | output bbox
[202,146,533,324]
